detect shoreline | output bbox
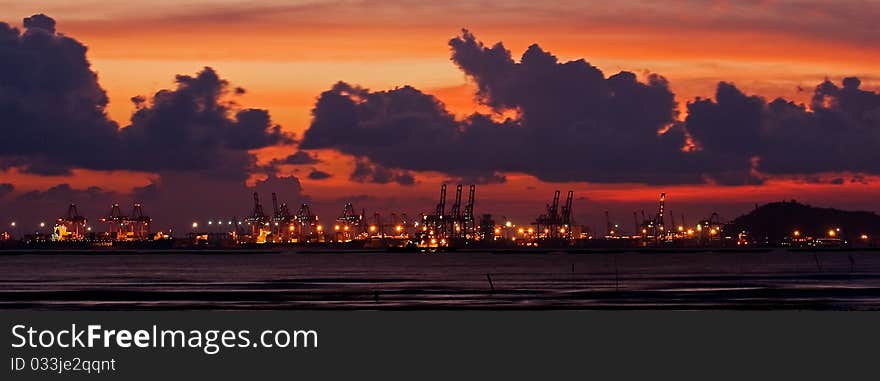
[1,247,878,255]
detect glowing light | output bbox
[642,229,647,234]
[395,225,403,232]
[517,228,525,234]
[316,225,323,231]
[369,225,377,232]
[793,230,801,237]
[208,221,213,225]
[861,234,869,240]
[505,221,512,228]
[334,225,340,231]
[10,222,15,227]
[39,222,45,228]
[192,222,198,228]
[559,228,566,234]
[527,228,534,234]
[710,228,718,235]
[696,225,702,232]
[677,226,684,232]
[494,228,501,234]
[828,229,836,237]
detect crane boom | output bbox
[450,184,462,219]
[252,192,265,218]
[562,190,573,226]
[435,184,447,217]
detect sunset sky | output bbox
[1,0,879,231]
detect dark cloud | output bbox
[0,14,303,231]
[302,30,705,185]
[119,67,293,180]
[307,169,332,180]
[276,151,320,165]
[444,173,507,185]
[22,14,56,34]
[349,159,415,185]
[798,175,848,185]
[251,175,305,203]
[0,156,73,176]
[685,78,880,178]
[1,15,293,181]
[0,15,121,171]
[302,30,880,185]
[395,173,416,186]
[17,184,114,203]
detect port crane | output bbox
[448,184,462,238]
[55,204,87,240]
[533,190,574,239]
[462,185,476,239]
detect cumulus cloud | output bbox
[0,14,293,181]
[119,66,293,179]
[303,30,703,184]
[22,14,56,34]
[685,78,880,178]
[0,14,303,230]
[0,15,120,172]
[302,30,880,185]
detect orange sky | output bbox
[1,1,879,224]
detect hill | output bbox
[726,200,880,242]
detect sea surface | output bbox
[1,250,879,310]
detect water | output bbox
[1,250,879,310]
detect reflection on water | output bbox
[1,250,879,310]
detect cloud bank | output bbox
[0,14,293,181]
[301,30,880,185]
